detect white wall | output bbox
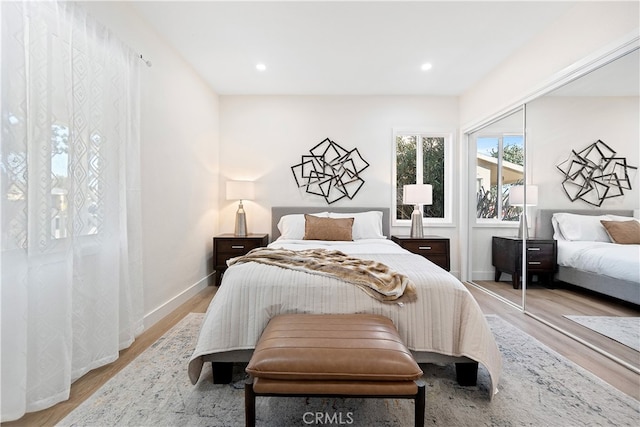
[460,1,640,128]
[80,2,220,328]
[528,96,640,210]
[219,95,464,275]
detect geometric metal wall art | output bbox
[291,137,369,204]
[556,139,637,207]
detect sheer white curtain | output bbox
[1,1,143,420]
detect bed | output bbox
[536,209,639,305]
[188,207,502,396]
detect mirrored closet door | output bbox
[523,47,639,372]
[467,107,527,308]
[468,45,639,373]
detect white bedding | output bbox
[557,240,640,283]
[188,238,502,395]
[270,238,409,254]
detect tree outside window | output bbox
[394,132,448,222]
[3,120,103,245]
[476,134,524,221]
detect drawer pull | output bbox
[528,247,541,251]
[231,245,245,249]
[528,261,541,265]
[418,246,432,250]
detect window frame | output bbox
[473,131,524,225]
[391,129,453,227]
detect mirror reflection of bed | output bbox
[480,209,640,371]
[468,47,640,374]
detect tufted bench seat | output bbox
[244,314,425,427]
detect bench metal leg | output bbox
[246,384,425,426]
[245,377,255,427]
[415,380,425,427]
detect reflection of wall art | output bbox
[556,139,637,206]
[291,138,369,204]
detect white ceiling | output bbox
[131,1,577,95]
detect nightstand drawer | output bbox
[526,260,555,271]
[422,254,449,270]
[215,252,242,266]
[215,240,264,266]
[492,236,557,289]
[213,234,269,285]
[526,243,555,260]
[391,236,451,271]
[526,253,555,270]
[215,239,263,253]
[400,240,448,255]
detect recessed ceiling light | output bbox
[256,63,266,71]
[421,63,433,71]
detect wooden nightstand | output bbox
[492,236,557,289]
[391,235,450,271]
[213,233,269,285]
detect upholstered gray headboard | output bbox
[271,207,390,241]
[536,209,634,240]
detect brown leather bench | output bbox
[245,314,425,427]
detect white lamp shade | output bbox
[509,185,538,206]
[403,184,433,205]
[226,181,255,201]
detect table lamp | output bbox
[403,184,433,238]
[226,180,255,236]
[509,185,538,239]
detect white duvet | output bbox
[188,239,502,395]
[558,240,640,283]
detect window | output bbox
[475,133,524,221]
[50,123,103,239]
[5,121,103,245]
[393,131,452,225]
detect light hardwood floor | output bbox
[3,283,639,426]
[467,282,640,400]
[2,286,217,427]
[474,280,640,369]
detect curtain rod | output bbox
[138,54,152,67]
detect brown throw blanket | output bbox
[227,247,416,303]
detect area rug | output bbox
[59,313,639,426]
[564,315,640,352]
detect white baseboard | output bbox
[143,273,214,330]
[472,270,504,281]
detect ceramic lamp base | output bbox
[235,202,247,237]
[410,206,424,238]
[517,213,528,239]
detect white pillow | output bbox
[551,216,566,241]
[607,214,635,222]
[277,212,328,240]
[329,211,385,240]
[552,213,611,242]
